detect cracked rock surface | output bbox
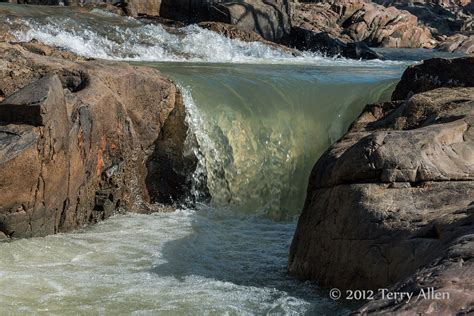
[289,57,474,314]
[0,42,195,238]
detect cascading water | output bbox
[157,64,398,220]
[0,3,412,314]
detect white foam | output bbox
[10,15,406,66]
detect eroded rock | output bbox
[392,56,474,100]
[289,57,474,314]
[290,0,436,50]
[0,42,195,238]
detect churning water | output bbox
[0,3,413,314]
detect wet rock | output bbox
[289,57,474,314]
[0,42,195,237]
[373,0,473,35]
[198,21,299,54]
[392,56,474,100]
[289,28,383,59]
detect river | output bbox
[0,3,443,314]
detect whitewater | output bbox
[0,3,418,314]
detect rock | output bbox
[357,232,474,314]
[0,41,195,238]
[288,57,474,314]
[207,0,291,43]
[372,0,473,35]
[155,0,293,43]
[198,21,299,54]
[289,28,383,59]
[392,57,474,100]
[123,0,161,17]
[437,34,474,54]
[290,0,437,49]
[0,75,67,127]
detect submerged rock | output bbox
[0,41,195,238]
[289,57,474,314]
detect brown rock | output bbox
[198,21,299,54]
[123,0,161,17]
[290,0,436,49]
[289,58,474,314]
[437,34,474,54]
[356,232,474,314]
[0,42,195,238]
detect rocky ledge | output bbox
[289,57,474,314]
[0,41,195,239]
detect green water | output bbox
[0,4,416,314]
[153,62,399,219]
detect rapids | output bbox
[0,3,428,314]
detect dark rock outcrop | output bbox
[289,27,383,59]
[198,21,299,54]
[392,56,474,100]
[161,0,292,43]
[289,57,474,314]
[0,41,195,238]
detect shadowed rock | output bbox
[392,57,474,100]
[0,75,66,126]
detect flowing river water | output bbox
[0,3,451,314]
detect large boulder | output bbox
[289,57,474,314]
[160,0,292,43]
[392,56,474,100]
[0,42,195,238]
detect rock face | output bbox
[289,57,474,314]
[198,21,298,53]
[373,0,474,35]
[392,56,474,99]
[290,0,436,49]
[0,42,194,238]
[160,0,292,43]
[437,34,474,54]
